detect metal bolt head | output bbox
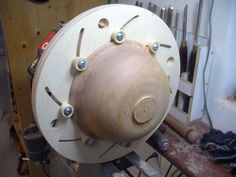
[112,30,125,44]
[73,57,87,71]
[64,106,73,117]
[77,59,87,70]
[116,31,125,42]
[148,41,160,53]
[160,141,170,151]
[60,103,74,118]
[85,137,94,146]
[152,42,159,51]
[58,21,66,28]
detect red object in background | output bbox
[38,30,57,54]
[28,30,57,77]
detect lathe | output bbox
[25,4,180,177]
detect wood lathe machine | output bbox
[25,4,180,177]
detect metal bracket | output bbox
[126,151,163,177]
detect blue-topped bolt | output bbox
[85,137,94,146]
[77,59,86,70]
[73,57,87,71]
[112,30,125,44]
[64,107,73,117]
[116,31,125,42]
[60,103,74,118]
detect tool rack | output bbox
[170,46,214,124]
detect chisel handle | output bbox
[179,40,188,73]
[188,45,198,82]
[175,40,188,109]
[174,91,180,106]
[183,95,190,113]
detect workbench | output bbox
[50,119,234,177]
[149,121,234,177]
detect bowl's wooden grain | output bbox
[70,40,170,143]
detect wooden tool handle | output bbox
[188,45,198,82]
[165,115,200,143]
[179,40,188,74]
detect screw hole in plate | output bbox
[50,118,65,128]
[98,18,109,29]
[50,119,58,128]
[167,57,174,65]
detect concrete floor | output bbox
[0,118,20,177]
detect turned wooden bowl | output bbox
[70,40,170,143]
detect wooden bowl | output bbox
[70,40,170,143]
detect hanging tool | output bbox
[174,10,179,39]
[160,7,166,22]
[167,6,174,30]
[109,0,118,3]
[135,1,143,7]
[188,0,203,82]
[148,2,158,14]
[148,2,152,11]
[180,4,188,74]
[181,4,190,112]
[150,4,159,16]
[139,2,143,7]
[152,4,157,14]
[175,5,189,112]
[182,0,203,113]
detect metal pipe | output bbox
[183,5,188,41]
[160,7,166,22]
[195,0,203,44]
[148,130,170,151]
[174,10,180,39]
[167,6,174,28]
[126,152,163,177]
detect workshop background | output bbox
[114,0,236,132]
[0,0,235,177]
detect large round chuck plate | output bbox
[32,4,180,163]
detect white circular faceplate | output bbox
[32,4,180,163]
